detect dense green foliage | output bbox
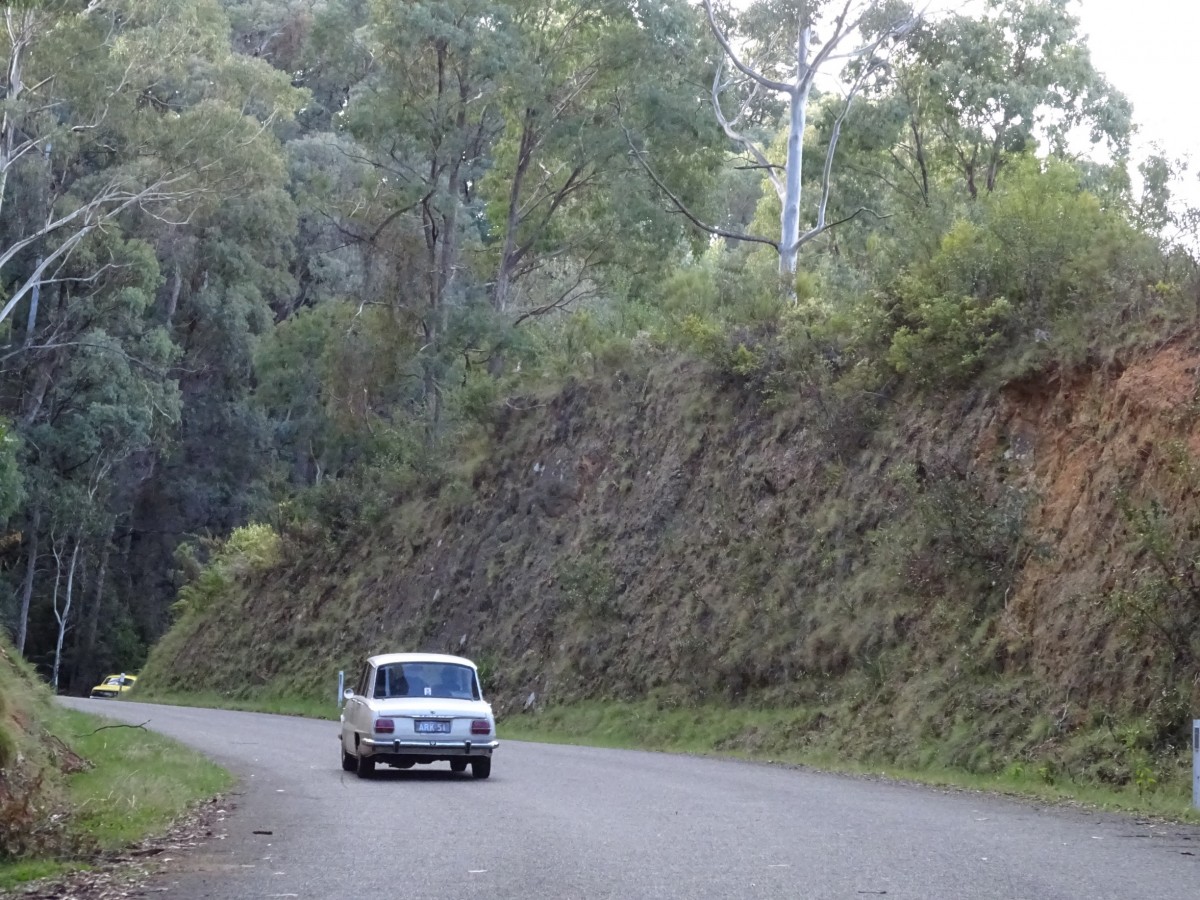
[0,0,721,687]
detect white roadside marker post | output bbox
[337,670,345,709]
[1194,719,1200,810]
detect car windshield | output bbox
[373,662,478,700]
[104,676,122,685]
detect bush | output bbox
[659,266,719,316]
[879,156,1157,384]
[172,524,282,618]
[886,288,1014,384]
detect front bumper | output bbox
[361,737,499,759]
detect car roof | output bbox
[367,652,478,669]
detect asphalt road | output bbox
[59,697,1199,899]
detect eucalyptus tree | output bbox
[1,0,304,666]
[684,0,920,277]
[336,0,511,432]
[113,96,303,647]
[282,0,375,132]
[14,310,182,665]
[485,0,718,316]
[733,0,1135,286]
[3,216,176,654]
[222,0,320,63]
[0,0,292,331]
[891,0,1131,201]
[283,133,374,317]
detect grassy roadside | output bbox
[57,706,232,849]
[132,688,340,720]
[0,699,233,891]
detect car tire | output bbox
[470,757,491,780]
[356,751,375,779]
[341,747,356,772]
[450,759,467,773]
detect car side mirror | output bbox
[343,688,355,700]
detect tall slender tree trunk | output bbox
[0,8,33,227]
[22,256,42,348]
[20,359,54,426]
[165,262,182,326]
[72,525,112,692]
[778,26,812,278]
[51,538,80,692]
[909,119,930,206]
[15,504,40,654]
[494,115,537,314]
[431,156,463,437]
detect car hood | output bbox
[369,697,492,719]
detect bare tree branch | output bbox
[622,124,778,251]
[0,340,170,371]
[0,176,200,326]
[75,720,150,737]
[711,57,784,201]
[702,0,794,94]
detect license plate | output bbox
[415,719,451,734]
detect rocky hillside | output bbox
[141,337,1200,787]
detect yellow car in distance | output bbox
[89,673,137,698]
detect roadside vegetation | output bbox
[0,636,232,889]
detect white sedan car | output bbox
[339,652,498,779]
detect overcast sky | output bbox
[1078,0,1197,164]
[716,0,1198,199]
[915,0,1197,168]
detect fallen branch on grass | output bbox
[76,720,150,736]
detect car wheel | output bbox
[356,750,375,779]
[450,759,467,773]
[341,747,356,772]
[470,757,491,780]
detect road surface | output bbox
[60,697,1200,899]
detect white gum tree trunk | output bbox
[702,1,918,279]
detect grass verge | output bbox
[132,689,339,720]
[61,708,232,848]
[0,705,234,891]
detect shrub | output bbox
[659,266,719,316]
[1107,491,1200,676]
[556,553,619,620]
[886,289,1014,384]
[879,156,1155,384]
[890,458,1032,608]
[171,524,282,618]
[678,313,724,360]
